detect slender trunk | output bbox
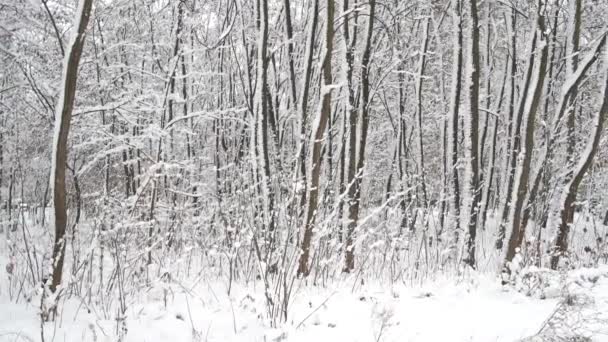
[504,3,549,266]
[465,0,481,268]
[551,54,608,269]
[49,0,93,296]
[344,0,375,273]
[481,59,508,229]
[297,0,320,198]
[449,0,463,245]
[496,9,518,250]
[415,18,430,206]
[297,0,335,277]
[343,0,358,256]
[255,0,276,248]
[283,0,297,107]
[565,0,582,166]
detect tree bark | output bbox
[565,0,583,166]
[415,18,430,206]
[496,8,518,250]
[551,52,608,269]
[297,0,320,200]
[504,3,549,266]
[449,0,463,245]
[254,0,276,247]
[49,0,94,295]
[344,0,375,273]
[297,0,335,277]
[465,0,482,268]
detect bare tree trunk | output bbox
[565,0,582,167]
[297,0,335,277]
[415,18,430,206]
[524,5,560,259]
[496,8,518,250]
[449,0,463,245]
[551,54,607,269]
[297,0,320,200]
[180,6,192,161]
[481,60,508,230]
[498,13,542,257]
[254,0,276,248]
[504,3,549,266]
[465,0,482,268]
[49,0,93,296]
[530,32,606,254]
[282,0,297,107]
[344,0,375,273]
[343,0,358,246]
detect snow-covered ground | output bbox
[2,211,607,341]
[2,267,608,342]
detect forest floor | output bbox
[2,264,608,342]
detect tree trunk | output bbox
[496,8,518,250]
[565,0,582,167]
[449,0,463,246]
[481,60,508,230]
[504,3,549,266]
[297,0,335,277]
[297,0,320,201]
[415,18,430,206]
[344,0,375,273]
[255,0,276,249]
[49,0,93,295]
[551,54,608,269]
[282,0,297,107]
[465,0,481,269]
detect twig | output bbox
[295,291,336,329]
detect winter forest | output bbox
[0,0,608,340]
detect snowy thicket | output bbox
[1,0,608,340]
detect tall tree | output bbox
[297,0,336,277]
[344,0,375,273]
[449,0,463,246]
[504,1,549,266]
[496,7,518,250]
[254,0,276,247]
[551,36,608,269]
[464,0,481,268]
[49,0,94,296]
[297,0,320,202]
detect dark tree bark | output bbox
[297,0,335,277]
[465,0,482,268]
[449,0,463,244]
[297,0,320,199]
[282,0,297,107]
[415,18,430,206]
[551,54,608,269]
[565,0,583,166]
[50,0,94,295]
[344,0,375,273]
[255,0,276,244]
[504,3,549,266]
